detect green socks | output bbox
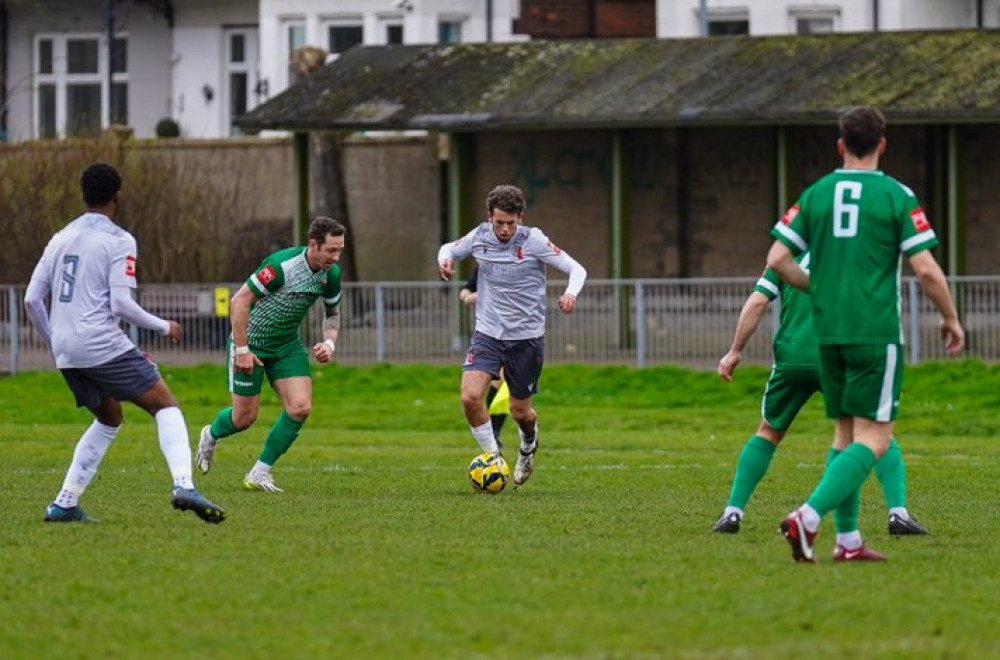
[806,443,876,518]
[726,435,777,509]
[874,439,906,509]
[209,407,242,440]
[825,448,861,534]
[259,411,306,466]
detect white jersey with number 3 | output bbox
[28,213,139,368]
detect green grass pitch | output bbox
[1,362,998,658]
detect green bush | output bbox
[155,118,181,138]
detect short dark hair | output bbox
[486,184,525,215]
[81,162,122,207]
[308,216,346,243]
[839,106,886,158]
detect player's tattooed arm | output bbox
[323,306,341,333]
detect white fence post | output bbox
[909,279,920,365]
[375,283,386,363]
[8,287,19,375]
[635,281,646,368]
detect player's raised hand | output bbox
[941,317,965,356]
[718,349,742,382]
[558,294,576,314]
[438,259,455,281]
[165,320,182,343]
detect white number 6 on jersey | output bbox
[833,181,862,238]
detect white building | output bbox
[1,0,521,141]
[658,0,1000,38]
[258,0,524,103]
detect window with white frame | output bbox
[704,7,749,36]
[438,18,464,43]
[381,19,404,45]
[284,18,307,86]
[34,34,127,139]
[224,28,258,136]
[326,17,364,55]
[790,6,839,34]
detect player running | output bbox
[768,106,963,562]
[437,184,587,486]
[196,217,344,492]
[24,162,226,524]
[714,253,928,537]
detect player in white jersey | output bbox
[23,163,226,524]
[438,184,587,486]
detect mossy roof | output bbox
[237,29,1000,132]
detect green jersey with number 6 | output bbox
[771,168,938,345]
[244,246,342,357]
[754,253,818,368]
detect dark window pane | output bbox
[438,21,462,43]
[329,25,363,54]
[111,38,127,73]
[230,33,245,63]
[67,39,99,74]
[796,18,833,34]
[708,20,749,36]
[39,84,56,138]
[67,83,102,136]
[288,24,306,54]
[387,25,403,45]
[39,39,53,74]
[230,72,247,117]
[111,82,128,125]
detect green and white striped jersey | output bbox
[245,246,341,356]
[771,169,938,345]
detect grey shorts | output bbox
[463,332,544,399]
[60,348,162,410]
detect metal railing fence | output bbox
[3,277,999,374]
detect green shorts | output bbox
[227,338,312,397]
[760,364,822,431]
[819,343,904,422]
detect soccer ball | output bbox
[467,452,510,493]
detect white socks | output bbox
[889,506,910,520]
[836,531,863,550]
[249,460,272,476]
[155,407,194,490]
[724,506,744,519]
[470,421,499,455]
[798,504,822,533]
[54,420,120,508]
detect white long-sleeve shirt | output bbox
[24,213,168,368]
[438,223,586,340]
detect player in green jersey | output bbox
[713,253,927,536]
[196,217,345,492]
[768,106,964,562]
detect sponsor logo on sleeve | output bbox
[910,208,931,232]
[125,255,136,277]
[546,240,561,255]
[781,204,800,225]
[257,265,277,285]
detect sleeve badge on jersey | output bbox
[781,204,800,225]
[546,240,562,255]
[257,265,277,285]
[910,208,931,232]
[125,255,136,277]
